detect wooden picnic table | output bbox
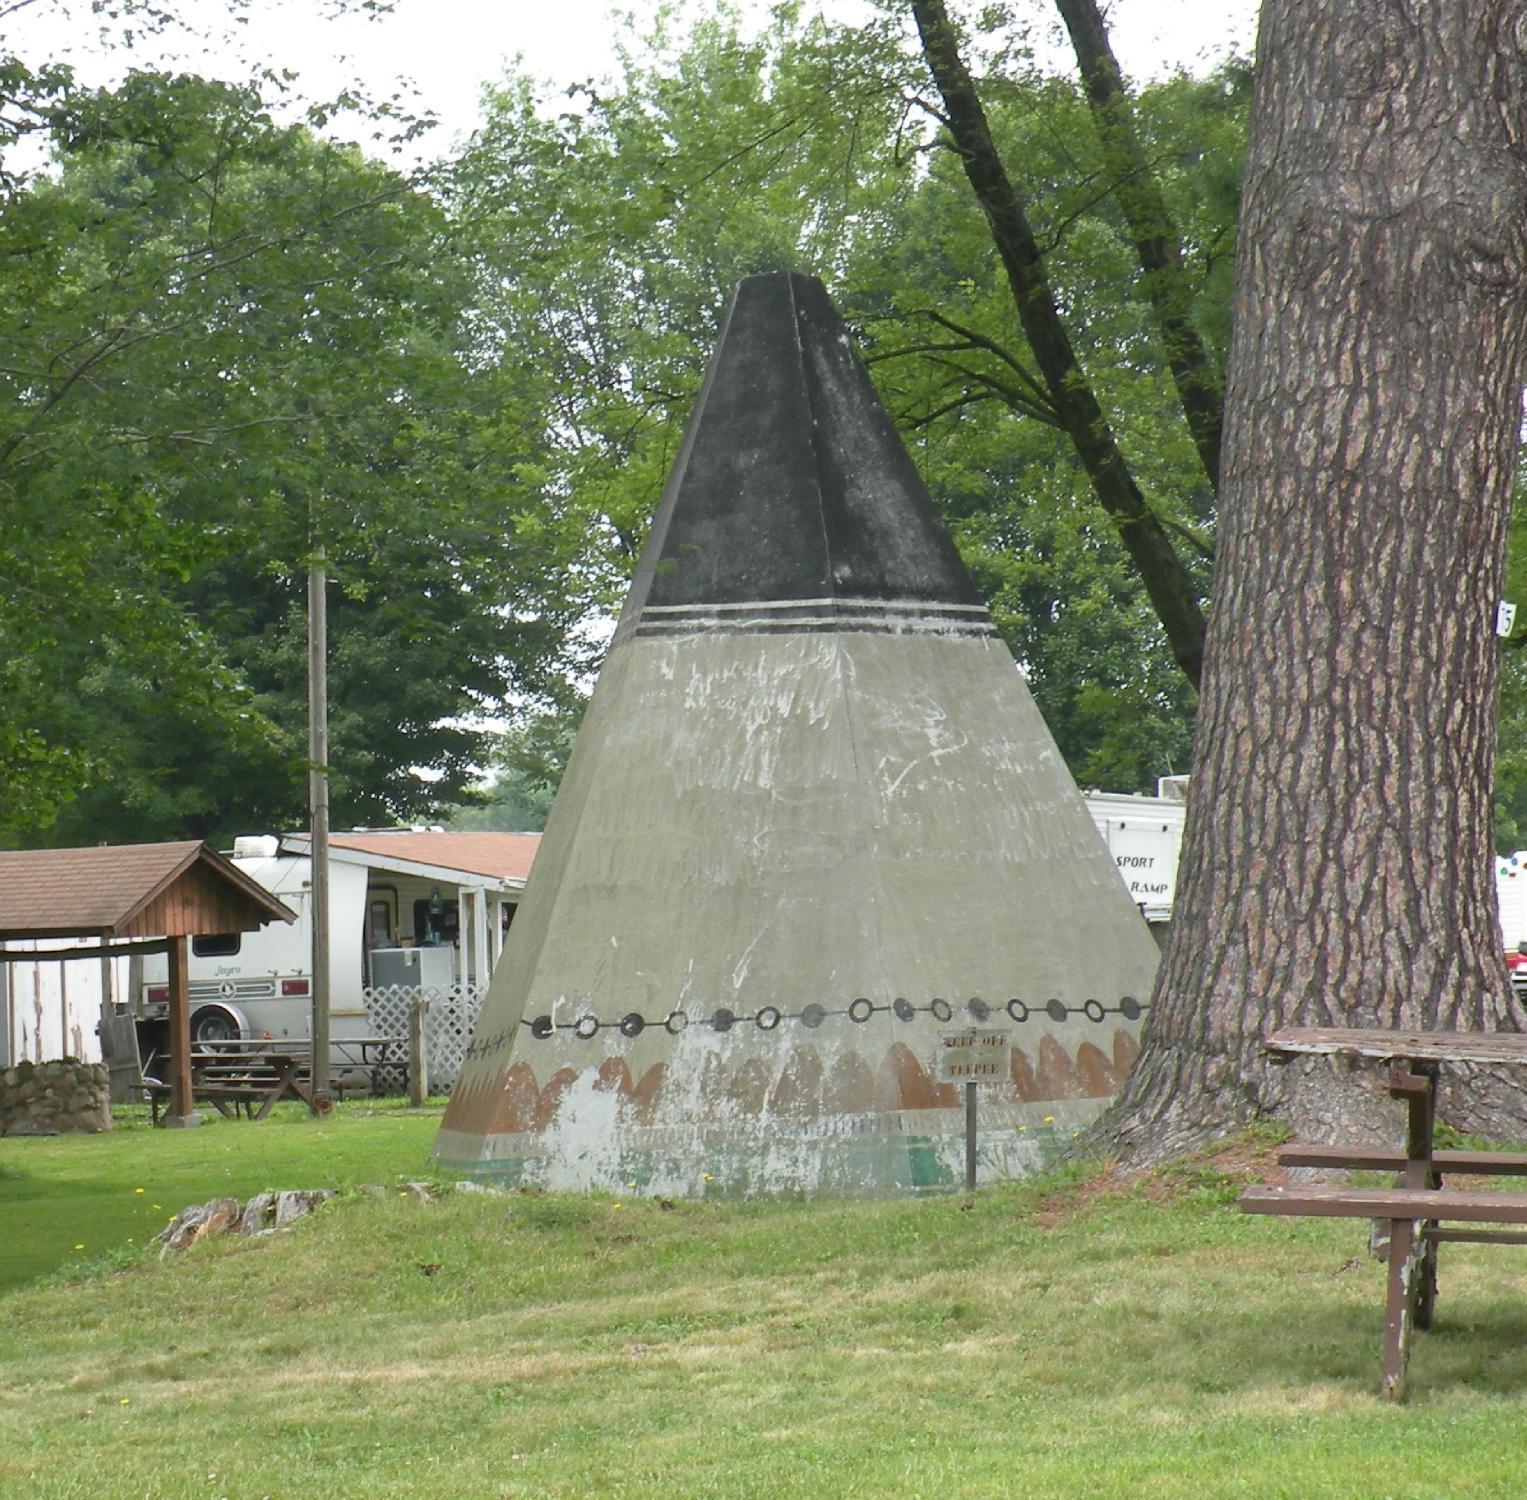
[1240,1025,1527,1400]
[143,1036,403,1124]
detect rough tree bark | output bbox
[1053,0,1224,488]
[911,0,1209,685]
[1099,0,1527,1165]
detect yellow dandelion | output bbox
[702,1172,714,1182]
[118,1398,130,1406]
[134,1188,144,1195]
[73,1243,84,1251]
[1043,1115,1055,1125]
[612,1202,623,1210]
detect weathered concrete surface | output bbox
[436,273,1159,1194]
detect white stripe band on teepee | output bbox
[639,598,993,615]
[634,598,999,639]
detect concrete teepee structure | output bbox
[436,272,1160,1194]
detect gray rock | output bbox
[201,1197,242,1237]
[238,1192,276,1234]
[273,1188,334,1228]
[157,1204,211,1252]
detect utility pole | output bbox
[308,550,331,1109]
[0,944,10,1067]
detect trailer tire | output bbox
[190,1004,247,1046]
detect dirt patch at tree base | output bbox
[1032,1132,1290,1229]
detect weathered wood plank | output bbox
[1426,1228,1527,1245]
[1380,1216,1420,1402]
[1264,1027,1527,1067]
[1278,1143,1527,1175]
[1241,1184,1527,1224]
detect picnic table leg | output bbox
[1390,1061,1440,1333]
[1389,1063,1436,1185]
[1380,1216,1422,1402]
[276,1062,331,1118]
[1415,1229,1439,1331]
[250,1066,299,1122]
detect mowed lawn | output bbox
[8,1118,1527,1497]
[0,1099,444,1291]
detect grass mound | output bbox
[0,1098,445,1291]
[7,1128,1527,1495]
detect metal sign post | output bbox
[938,1028,1011,1191]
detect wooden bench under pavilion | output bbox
[0,841,295,1127]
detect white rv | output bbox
[133,840,370,1049]
[1084,778,1188,937]
[125,831,535,1066]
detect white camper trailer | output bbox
[133,839,371,1049]
[1084,780,1188,937]
[123,831,537,1079]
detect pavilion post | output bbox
[166,934,195,1124]
[0,945,11,1067]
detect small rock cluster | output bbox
[1,1059,111,1136]
[154,1182,440,1254]
[156,1189,338,1253]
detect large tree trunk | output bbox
[1100,0,1527,1164]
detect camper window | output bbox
[192,932,242,958]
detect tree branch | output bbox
[910,0,1207,685]
[900,388,1003,429]
[1053,0,1225,488]
[920,355,1065,428]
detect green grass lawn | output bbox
[8,1120,1527,1496]
[0,1098,445,1291]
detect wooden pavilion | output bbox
[0,842,294,1125]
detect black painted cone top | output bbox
[616,272,983,642]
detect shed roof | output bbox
[280,830,541,886]
[0,841,295,941]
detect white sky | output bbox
[13,0,1258,161]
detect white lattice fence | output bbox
[363,981,486,1094]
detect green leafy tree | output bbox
[452,5,1246,793]
[1,65,585,840]
[448,700,587,833]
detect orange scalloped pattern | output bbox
[443,1030,1139,1139]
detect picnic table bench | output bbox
[141,1036,402,1125]
[1239,1026,1527,1400]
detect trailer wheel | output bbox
[190,1005,246,1046]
